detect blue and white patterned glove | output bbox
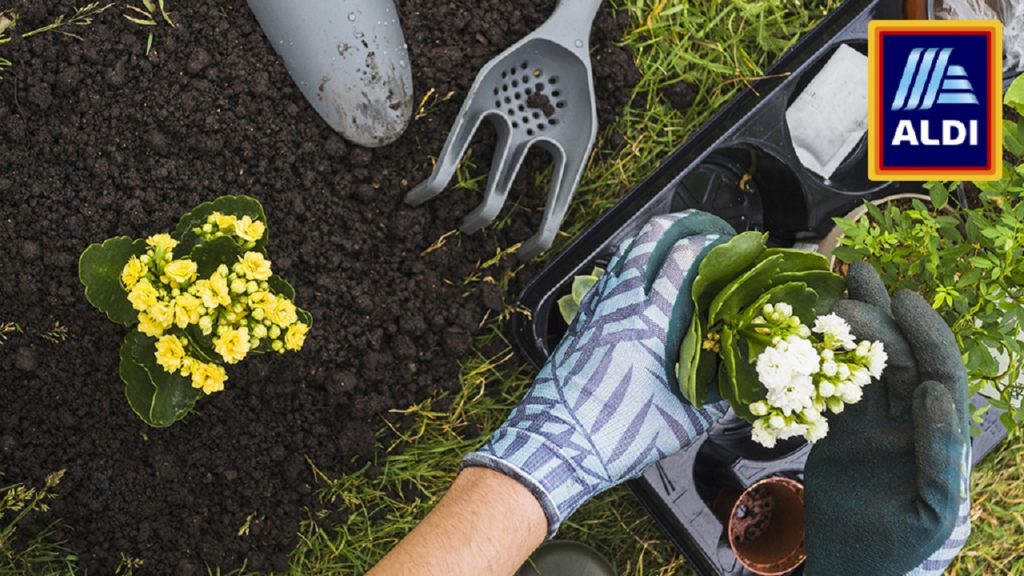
[463,210,737,536]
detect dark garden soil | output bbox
[0,1,639,573]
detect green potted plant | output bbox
[832,74,1024,430]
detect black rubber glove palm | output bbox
[804,262,970,576]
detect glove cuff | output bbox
[460,427,596,538]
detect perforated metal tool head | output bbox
[405,0,604,259]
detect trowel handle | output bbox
[546,0,605,41]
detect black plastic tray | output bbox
[512,1,1013,574]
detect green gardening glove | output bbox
[804,261,970,576]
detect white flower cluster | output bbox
[748,305,887,448]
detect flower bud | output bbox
[217,264,229,277]
[253,324,268,339]
[232,302,243,313]
[269,325,281,339]
[247,281,259,294]
[232,263,244,276]
[199,316,214,334]
[272,340,284,352]
[231,279,246,294]
[250,338,261,349]
[171,288,180,297]
[141,254,150,264]
[259,282,269,290]
[750,401,769,417]
[827,398,845,414]
[216,325,228,336]
[252,307,265,321]
[202,223,213,233]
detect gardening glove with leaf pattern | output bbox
[804,261,971,576]
[463,210,736,536]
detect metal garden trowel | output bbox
[248,0,414,148]
[405,0,605,260]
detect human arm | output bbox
[367,467,546,576]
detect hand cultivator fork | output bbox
[405,0,604,260]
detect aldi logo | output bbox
[868,20,1003,181]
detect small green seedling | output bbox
[557,267,605,325]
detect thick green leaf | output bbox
[190,235,245,278]
[119,331,201,428]
[174,195,268,255]
[760,247,830,272]
[718,328,760,422]
[571,275,599,304]
[678,317,704,405]
[79,236,147,326]
[558,295,579,325]
[268,275,296,300]
[773,270,845,321]
[737,282,818,361]
[708,254,784,327]
[691,231,766,311]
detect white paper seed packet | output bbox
[785,44,869,180]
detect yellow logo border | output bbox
[867,20,1003,182]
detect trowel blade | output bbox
[249,0,414,148]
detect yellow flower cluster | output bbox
[121,227,308,396]
[196,211,266,248]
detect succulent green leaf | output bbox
[174,195,268,255]
[268,275,297,300]
[558,295,580,325]
[79,236,147,326]
[571,275,599,303]
[708,254,785,327]
[759,247,830,272]
[677,318,703,405]
[691,231,767,311]
[677,315,719,407]
[738,282,818,361]
[119,331,201,428]
[773,270,846,322]
[718,328,761,422]
[190,236,245,278]
[183,324,219,363]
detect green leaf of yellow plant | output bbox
[174,195,268,255]
[190,235,244,278]
[120,331,201,428]
[79,236,146,326]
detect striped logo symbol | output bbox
[891,47,979,111]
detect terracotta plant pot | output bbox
[726,477,806,576]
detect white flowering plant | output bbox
[79,195,312,428]
[676,231,887,447]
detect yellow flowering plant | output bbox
[78,195,312,428]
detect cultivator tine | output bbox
[462,129,534,234]
[519,145,588,260]
[405,103,486,206]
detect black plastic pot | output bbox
[512,1,1013,574]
